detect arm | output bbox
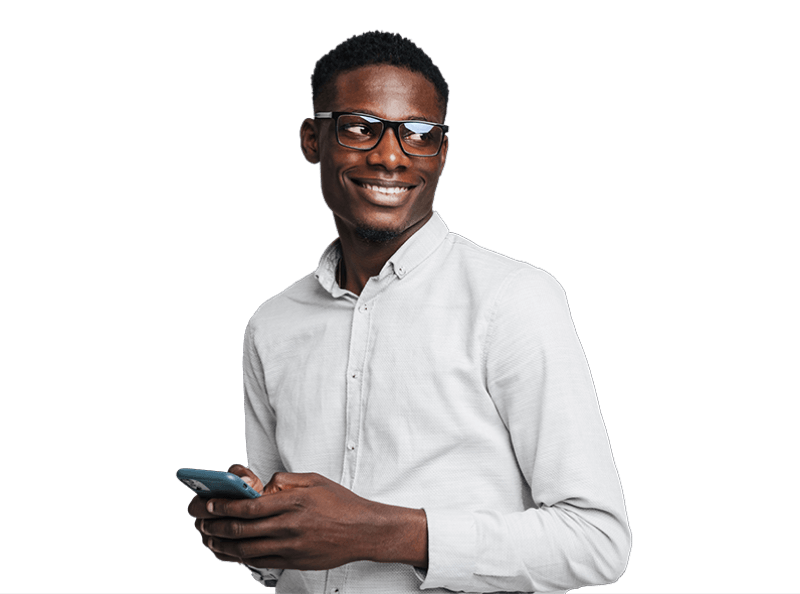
[196,470,428,570]
[420,267,631,592]
[190,322,429,574]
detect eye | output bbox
[337,115,382,145]
[401,122,440,147]
[402,130,431,141]
[340,123,375,137]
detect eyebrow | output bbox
[341,108,440,124]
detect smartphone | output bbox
[177,468,261,499]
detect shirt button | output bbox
[332,589,340,594]
[359,303,368,313]
[347,441,356,451]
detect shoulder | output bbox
[246,272,322,337]
[442,232,566,302]
[436,234,575,343]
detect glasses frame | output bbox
[314,111,449,157]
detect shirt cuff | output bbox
[418,508,477,591]
[245,564,282,588]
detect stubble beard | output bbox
[354,225,402,244]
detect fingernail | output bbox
[207,501,214,513]
[208,537,215,550]
[241,476,252,485]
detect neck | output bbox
[334,212,432,295]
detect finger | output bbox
[188,495,217,519]
[227,464,264,493]
[199,530,243,563]
[207,535,287,561]
[201,516,285,540]
[264,471,324,494]
[208,488,305,519]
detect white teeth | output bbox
[361,183,411,195]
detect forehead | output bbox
[329,64,443,123]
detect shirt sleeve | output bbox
[419,267,631,593]
[243,320,287,587]
[245,564,282,588]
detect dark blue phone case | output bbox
[177,468,261,498]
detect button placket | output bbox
[342,295,373,489]
[325,568,345,594]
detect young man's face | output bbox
[302,64,448,243]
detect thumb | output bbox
[263,471,324,494]
[227,464,264,493]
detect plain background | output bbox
[1,1,798,592]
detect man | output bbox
[189,31,630,594]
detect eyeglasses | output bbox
[314,112,448,157]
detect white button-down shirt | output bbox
[244,212,630,593]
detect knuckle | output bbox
[225,520,243,538]
[287,493,304,508]
[282,539,299,557]
[243,499,260,517]
[283,516,301,535]
[283,542,299,559]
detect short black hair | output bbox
[312,31,449,119]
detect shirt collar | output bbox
[314,211,449,297]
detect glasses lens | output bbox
[335,114,444,156]
[400,122,443,156]
[337,114,383,149]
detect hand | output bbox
[189,469,427,570]
[188,464,264,564]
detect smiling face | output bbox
[301,64,448,244]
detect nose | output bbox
[366,127,411,170]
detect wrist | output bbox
[362,502,428,568]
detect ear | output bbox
[300,118,320,164]
[438,135,448,173]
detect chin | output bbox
[354,224,402,244]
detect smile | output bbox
[353,180,415,195]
